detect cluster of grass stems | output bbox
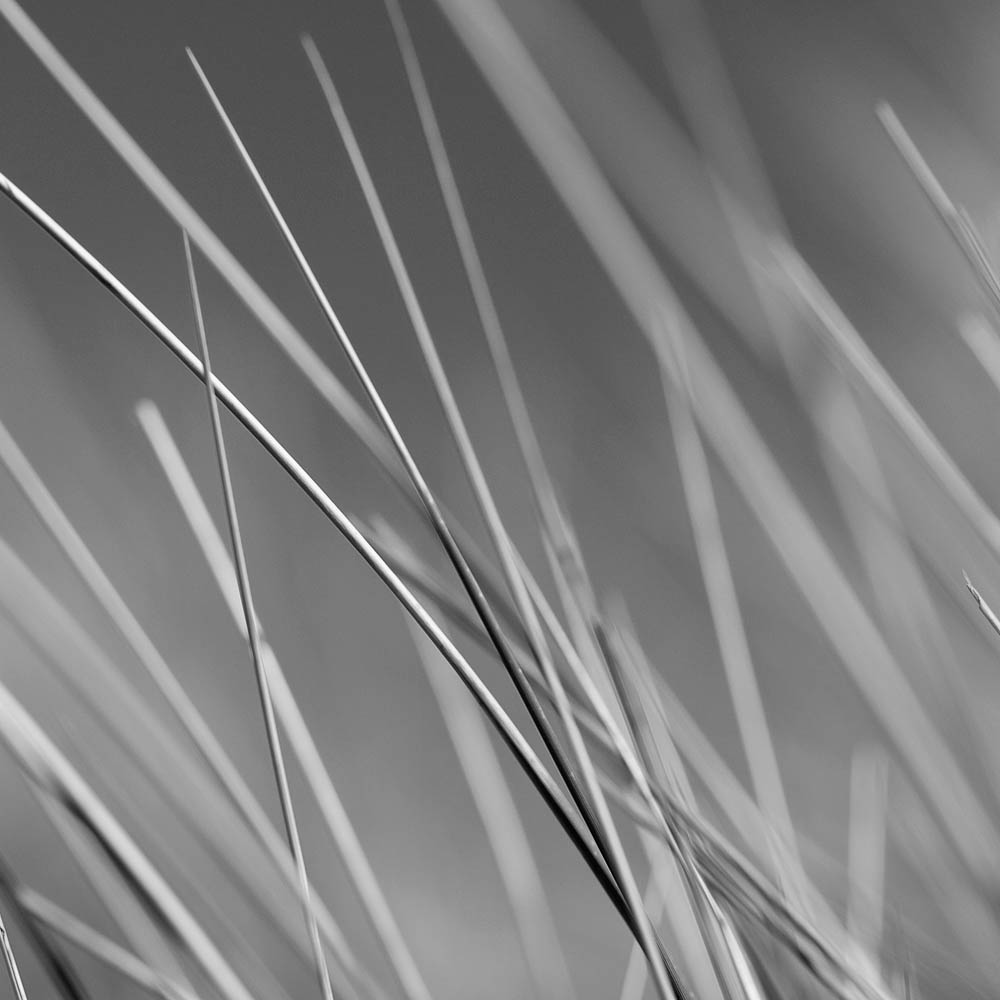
[0,0,997,998]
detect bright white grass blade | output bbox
[19,889,202,1000]
[0,421,370,1000]
[846,747,889,972]
[775,238,1000,559]
[137,398,432,1000]
[0,679,259,1000]
[401,611,577,1000]
[0,0,389,474]
[427,0,1000,892]
[0,168,623,933]
[184,234,335,1000]
[298,39,680,1000]
[0,910,27,1000]
[660,337,809,913]
[38,796,194,993]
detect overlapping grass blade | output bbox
[183,232,335,1000]
[137,395,434,1000]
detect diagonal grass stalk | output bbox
[183,232,336,1000]
[137,396,434,1000]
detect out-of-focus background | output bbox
[2,0,1000,998]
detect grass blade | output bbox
[0,164,629,932]
[137,395,433,1000]
[299,38,681,998]
[402,609,577,1000]
[18,889,202,1000]
[846,747,889,971]
[0,910,28,1000]
[427,0,1000,897]
[0,418,369,1000]
[182,233,335,1000]
[0,680,259,1000]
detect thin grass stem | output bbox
[183,233,336,1000]
[299,38,680,998]
[0,165,629,929]
[137,395,434,1000]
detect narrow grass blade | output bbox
[0,0,389,474]
[660,332,808,911]
[643,0,987,838]
[878,104,1000,317]
[775,239,1000,561]
[402,610,577,1000]
[187,45,666,963]
[891,777,1000,984]
[298,38,681,998]
[0,0,567,679]
[183,232,335,1000]
[383,0,602,666]
[964,574,1000,638]
[0,857,91,1000]
[39,795,194,993]
[0,680,259,1000]
[0,910,28,1000]
[0,167,629,935]
[18,889,201,1000]
[847,747,889,971]
[0,534,345,978]
[138,394,432,1000]
[0,161,892,1000]
[427,0,1000,895]
[0,420,369,1000]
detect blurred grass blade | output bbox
[660,333,808,910]
[183,233,335,1000]
[0,165,631,932]
[847,747,889,971]
[964,574,1000,638]
[0,857,91,1000]
[0,909,28,1000]
[138,395,432,1000]
[0,0,389,473]
[39,796,194,993]
[0,534,350,978]
[18,889,202,1000]
[878,104,1000,317]
[0,679,259,1000]
[401,604,577,1000]
[0,418,370,1000]
[298,38,682,998]
[384,0,604,666]
[427,0,1000,895]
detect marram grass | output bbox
[0,1,997,999]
